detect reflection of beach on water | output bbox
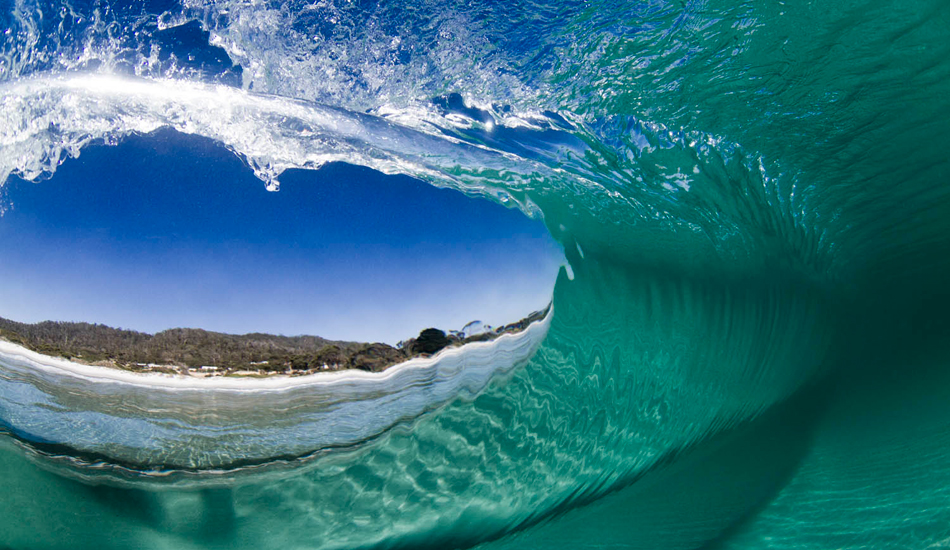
[0,308,551,472]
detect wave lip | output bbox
[0,308,551,471]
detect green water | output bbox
[2,0,950,548]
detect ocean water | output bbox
[1,0,950,549]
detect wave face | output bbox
[2,0,950,549]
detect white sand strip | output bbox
[0,308,551,392]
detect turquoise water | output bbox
[2,0,950,548]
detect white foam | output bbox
[0,74,553,216]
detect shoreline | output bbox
[0,305,551,378]
[0,307,552,390]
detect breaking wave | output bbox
[2,0,950,548]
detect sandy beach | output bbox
[0,307,550,391]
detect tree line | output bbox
[0,304,548,375]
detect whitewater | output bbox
[2,0,950,549]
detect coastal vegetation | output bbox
[0,306,549,376]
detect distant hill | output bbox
[0,305,549,376]
[0,316,397,373]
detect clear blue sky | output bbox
[0,129,563,343]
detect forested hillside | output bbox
[0,305,548,376]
